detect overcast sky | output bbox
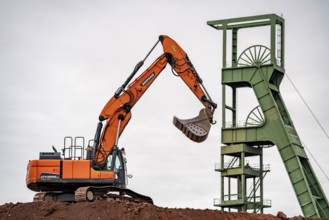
[0,0,328,217]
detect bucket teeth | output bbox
[173,108,211,143]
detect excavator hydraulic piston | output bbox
[91,121,103,161]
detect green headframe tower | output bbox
[207,14,329,218]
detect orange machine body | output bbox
[26,159,115,192]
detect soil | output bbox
[0,200,325,220]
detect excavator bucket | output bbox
[173,108,211,143]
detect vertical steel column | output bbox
[232,28,238,67]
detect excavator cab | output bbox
[106,148,128,187]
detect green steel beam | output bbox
[207,14,284,31]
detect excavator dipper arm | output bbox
[160,35,216,112]
[93,35,217,169]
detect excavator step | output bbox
[173,108,211,143]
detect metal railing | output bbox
[214,163,221,171]
[214,196,272,207]
[63,136,85,160]
[223,194,243,201]
[245,163,271,171]
[223,59,281,69]
[224,120,264,128]
[214,198,221,206]
[215,162,270,171]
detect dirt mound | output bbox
[0,200,317,220]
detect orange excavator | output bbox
[26,35,217,203]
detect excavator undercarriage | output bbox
[33,186,153,204]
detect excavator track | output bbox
[75,186,153,204]
[33,192,47,202]
[33,186,153,204]
[33,191,75,202]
